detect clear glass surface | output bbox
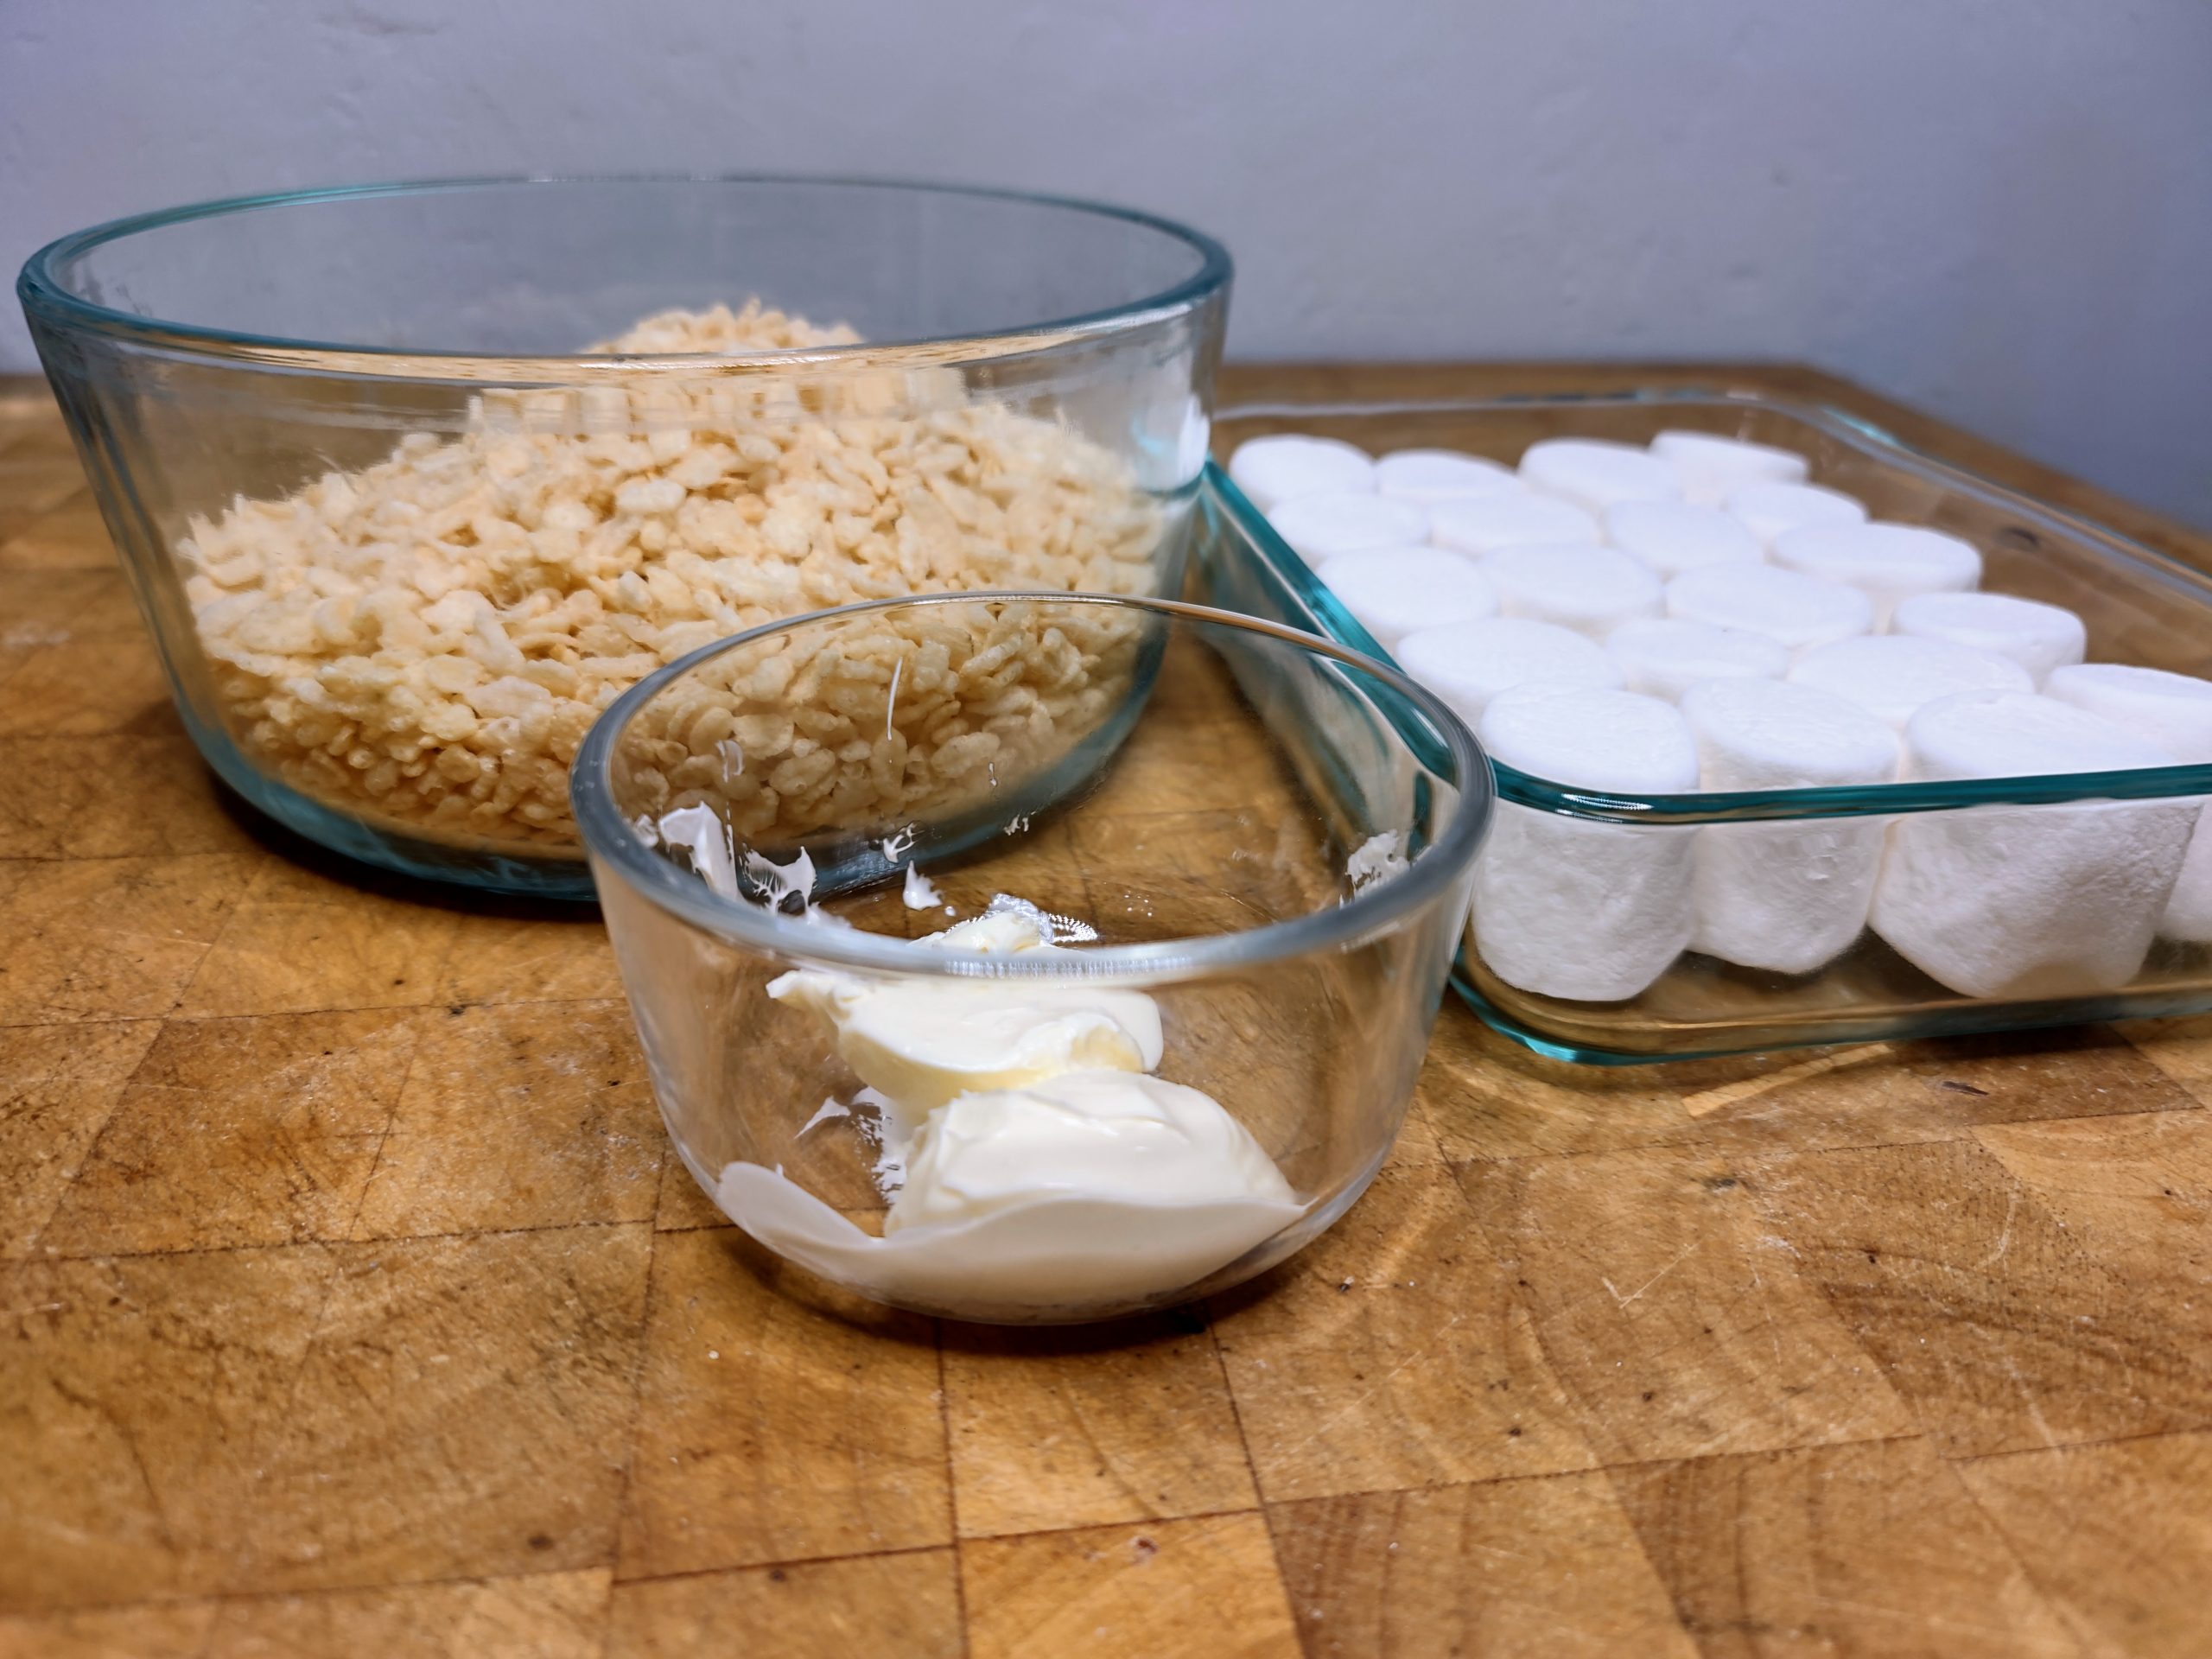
[1197,392,2212,1060]
[18,178,1231,894]
[572,594,1489,1323]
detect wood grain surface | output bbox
[3,365,2209,1658]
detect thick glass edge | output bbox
[1207,394,2212,824]
[16,174,1234,378]
[569,591,1493,979]
[1448,961,2212,1066]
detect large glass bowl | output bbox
[17,176,1231,895]
[572,594,1490,1324]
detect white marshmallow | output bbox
[1482,683,1700,793]
[1787,635,2032,731]
[2046,664,2212,943]
[1872,690,2192,998]
[1771,523,1982,626]
[1315,548,1499,651]
[1605,500,1764,576]
[1908,690,2179,781]
[1228,435,1375,512]
[1727,480,1867,548]
[1681,678,1899,975]
[1376,448,1522,504]
[1891,591,2087,686]
[1666,563,1875,653]
[1429,493,1600,556]
[1478,543,1664,639]
[1266,492,1429,563]
[1686,677,1900,789]
[1605,618,1790,703]
[2044,664,2212,763]
[1471,688,1699,1001]
[2165,835,2212,944]
[1649,430,1810,505]
[1397,617,1623,727]
[1520,438,1684,515]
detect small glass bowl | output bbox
[19,177,1230,895]
[572,594,1489,1323]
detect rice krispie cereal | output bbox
[615,595,1152,845]
[182,302,1165,850]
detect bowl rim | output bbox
[16,174,1234,379]
[570,592,1492,979]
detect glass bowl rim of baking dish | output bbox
[570,590,1493,980]
[1210,391,2212,827]
[16,173,1235,382]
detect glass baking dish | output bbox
[1190,391,2212,1062]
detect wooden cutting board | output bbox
[2,364,2208,1657]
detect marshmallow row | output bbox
[1231,428,2206,1004]
[1465,673,2196,1002]
[1235,429,1992,686]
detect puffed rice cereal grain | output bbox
[614,594,1154,847]
[182,302,1166,851]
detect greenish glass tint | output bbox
[1192,392,2212,1062]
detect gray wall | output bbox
[6,0,2209,526]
